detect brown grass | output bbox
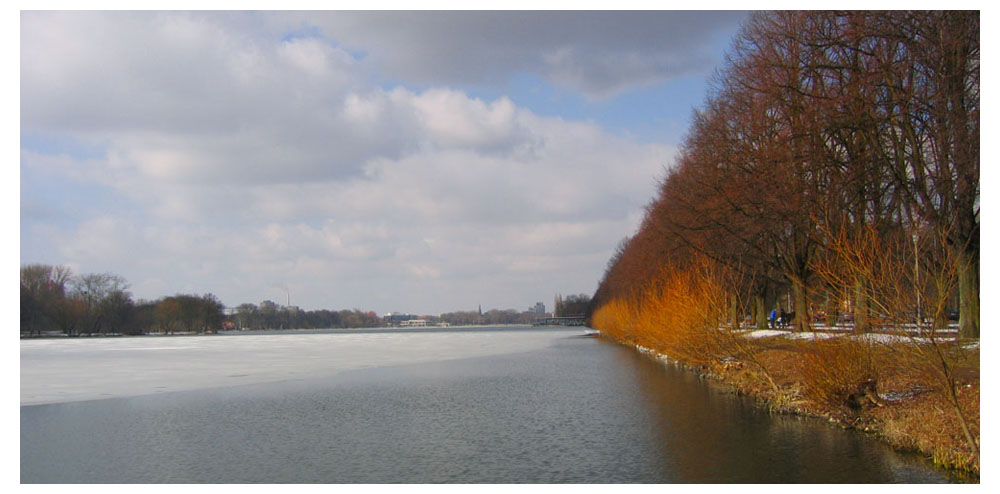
[592,276,980,477]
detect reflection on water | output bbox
[21,329,955,483]
[618,344,945,483]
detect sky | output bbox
[19,10,750,315]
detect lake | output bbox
[20,326,956,483]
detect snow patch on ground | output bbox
[740,329,837,340]
[737,328,976,348]
[742,329,792,339]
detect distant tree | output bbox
[235,303,258,330]
[71,272,130,335]
[100,289,135,335]
[440,311,479,326]
[52,296,87,336]
[197,294,225,333]
[153,294,225,333]
[155,297,184,334]
[259,300,280,328]
[338,309,360,328]
[560,294,591,317]
[20,264,72,336]
[130,300,158,335]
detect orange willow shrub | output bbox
[591,258,731,366]
[795,337,881,411]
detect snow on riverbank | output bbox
[20,329,578,405]
[739,328,976,347]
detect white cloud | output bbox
[20,11,687,313]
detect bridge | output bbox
[533,315,586,326]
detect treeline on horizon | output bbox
[21,263,589,336]
[208,294,589,330]
[20,264,228,336]
[18,264,386,335]
[590,11,978,339]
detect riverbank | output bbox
[595,329,980,480]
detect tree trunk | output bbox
[792,280,811,332]
[754,294,767,329]
[729,294,740,330]
[958,248,979,339]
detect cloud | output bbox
[298,11,747,99]
[20,11,686,313]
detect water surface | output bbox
[21,327,955,483]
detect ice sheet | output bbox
[20,329,573,405]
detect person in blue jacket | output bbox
[769,308,777,329]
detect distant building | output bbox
[399,319,428,327]
[529,302,546,315]
[384,313,418,325]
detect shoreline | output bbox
[596,331,980,481]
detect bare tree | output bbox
[71,272,130,335]
[20,264,73,336]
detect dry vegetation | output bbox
[591,265,980,476]
[733,336,979,475]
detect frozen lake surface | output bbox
[21,327,562,405]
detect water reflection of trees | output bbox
[618,345,942,482]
